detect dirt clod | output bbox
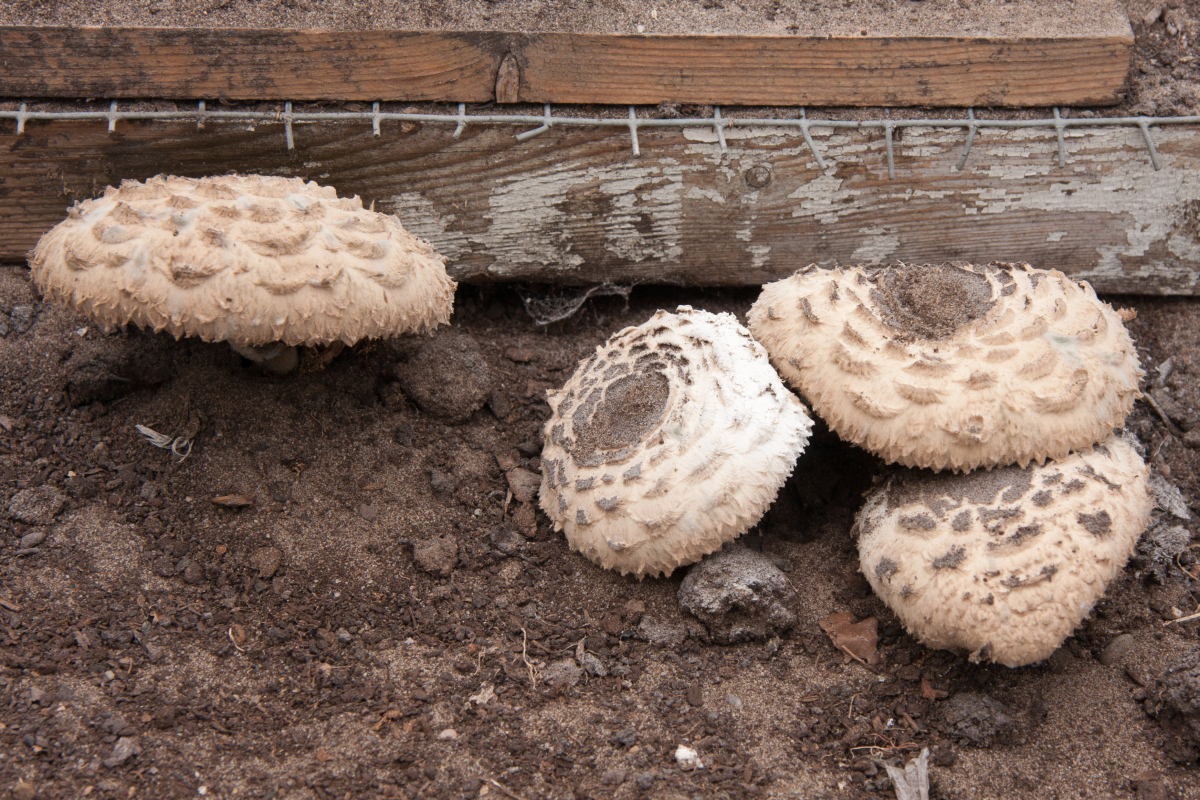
[7,485,66,525]
[939,693,1022,746]
[412,536,458,576]
[249,545,283,579]
[392,331,494,423]
[678,545,797,643]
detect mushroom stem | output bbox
[228,342,300,374]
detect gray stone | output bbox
[8,486,66,525]
[677,545,797,644]
[102,736,141,768]
[412,536,458,577]
[575,640,607,677]
[10,305,35,334]
[19,530,47,549]
[1098,633,1136,666]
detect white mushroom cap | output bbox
[539,306,813,578]
[855,435,1151,667]
[747,262,1143,471]
[29,174,456,348]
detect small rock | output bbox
[675,744,703,771]
[623,599,646,624]
[685,682,704,707]
[182,561,206,585]
[413,536,458,577]
[336,627,352,644]
[512,502,537,538]
[576,639,607,677]
[506,468,541,504]
[637,616,687,648]
[249,546,283,579]
[635,772,656,790]
[19,530,47,549]
[677,545,798,644]
[542,658,584,688]
[12,780,36,800]
[610,728,638,748]
[144,641,164,663]
[487,391,514,421]
[102,736,141,768]
[8,486,66,525]
[489,527,525,556]
[1143,6,1163,25]
[10,305,35,334]
[437,728,458,740]
[429,469,458,499]
[392,332,495,423]
[600,768,627,786]
[515,441,540,457]
[1099,633,1137,666]
[358,503,378,521]
[939,693,1021,746]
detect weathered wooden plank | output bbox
[1,117,1197,294]
[518,34,1135,107]
[0,25,1133,106]
[0,27,506,102]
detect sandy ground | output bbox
[0,269,1198,800]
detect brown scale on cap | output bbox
[854,435,1151,667]
[748,261,1143,472]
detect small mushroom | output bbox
[747,262,1142,471]
[539,306,813,578]
[854,435,1151,667]
[30,174,455,371]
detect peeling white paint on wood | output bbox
[377,123,1199,293]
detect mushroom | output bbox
[539,306,813,578]
[854,435,1151,667]
[29,174,455,372]
[747,262,1142,471]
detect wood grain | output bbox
[1,117,1196,295]
[0,25,1132,106]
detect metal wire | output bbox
[3,100,1198,176]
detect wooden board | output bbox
[0,25,1133,106]
[1,117,1197,295]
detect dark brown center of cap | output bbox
[871,263,997,340]
[571,370,670,462]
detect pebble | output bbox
[600,769,627,786]
[7,485,67,526]
[542,658,584,688]
[505,468,541,504]
[10,305,35,334]
[412,536,459,577]
[437,728,458,740]
[19,531,47,549]
[102,736,141,768]
[675,744,703,771]
[336,628,352,644]
[677,545,797,644]
[1099,633,1137,666]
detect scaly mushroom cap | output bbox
[539,306,813,579]
[29,174,456,347]
[747,262,1142,471]
[854,435,1151,667]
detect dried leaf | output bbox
[817,612,880,666]
[212,494,255,508]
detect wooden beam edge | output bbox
[0,25,1133,106]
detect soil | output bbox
[1,268,1198,800]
